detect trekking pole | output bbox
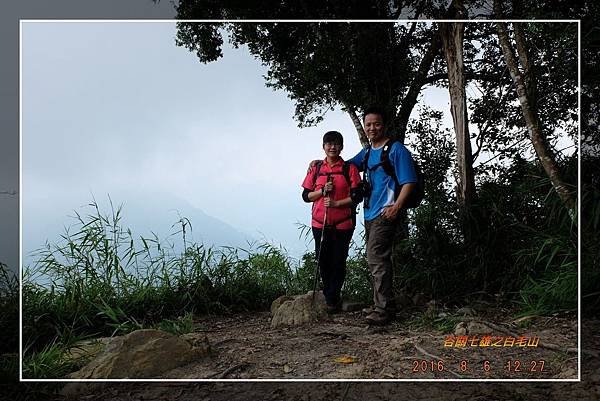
[313,175,333,306]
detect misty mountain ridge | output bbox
[22,191,256,267]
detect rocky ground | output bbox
[8,306,599,401]
[163,309,580,380]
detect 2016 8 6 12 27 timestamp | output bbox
[411,359,546,375]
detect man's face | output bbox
[364,113,385,143]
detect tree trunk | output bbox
[395,0,463,143]
[440,21,477,211]
[395,28,442,143]
[513,22,538,109]
[494,18,576,211]
[344,102,370,149]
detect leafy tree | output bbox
[176,21,435,138]
[174,0,481,142]
[493,0,576,211]
[170,0,583,312]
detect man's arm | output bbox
[381,183,416,220]
[346,148,366,171]
[381,144,417,220]
[392,143,417,184]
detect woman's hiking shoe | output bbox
[365,310,391,325]
[326,300,342,314]
[362,305,396,317]
[325,304,338,314]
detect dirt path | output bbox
[163,309,578,380]
[51,315,600,401]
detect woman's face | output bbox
[323,141,343,158]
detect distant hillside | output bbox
[22,191,255,267]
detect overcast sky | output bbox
[21,21,378,264]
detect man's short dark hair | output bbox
[323,130,343,145]
[363,106,387,125]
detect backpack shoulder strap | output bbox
[342,162,352,187]
[362,146,372,174]
[311,161,323,189]
[381,139,396,170]
[342,161,357,228]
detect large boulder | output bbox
[270,291,330,328]
[270,295,294,314]
[68,329,210,379]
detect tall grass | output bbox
[581,156,600,316]
[22,201,300,371]
[0,262,19,382]
[20,200,376,378]
[514,160,578,315]
[391,152,579,317]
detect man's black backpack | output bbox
[311,161,358,228]
[363,139,425,209]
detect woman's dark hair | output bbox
[323,130,343,145]
[362,106,387,125]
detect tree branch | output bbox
[396,26,442,142]
[343,102,370,149]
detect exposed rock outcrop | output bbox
[270,291,330,328]
[68,329,210,379]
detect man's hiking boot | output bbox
[362,305,397,318]
[362,305,376,315]
[365,309,391,326]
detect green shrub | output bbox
[156,312,195,336]
[22,200,303,362]
[0,262,19,382]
